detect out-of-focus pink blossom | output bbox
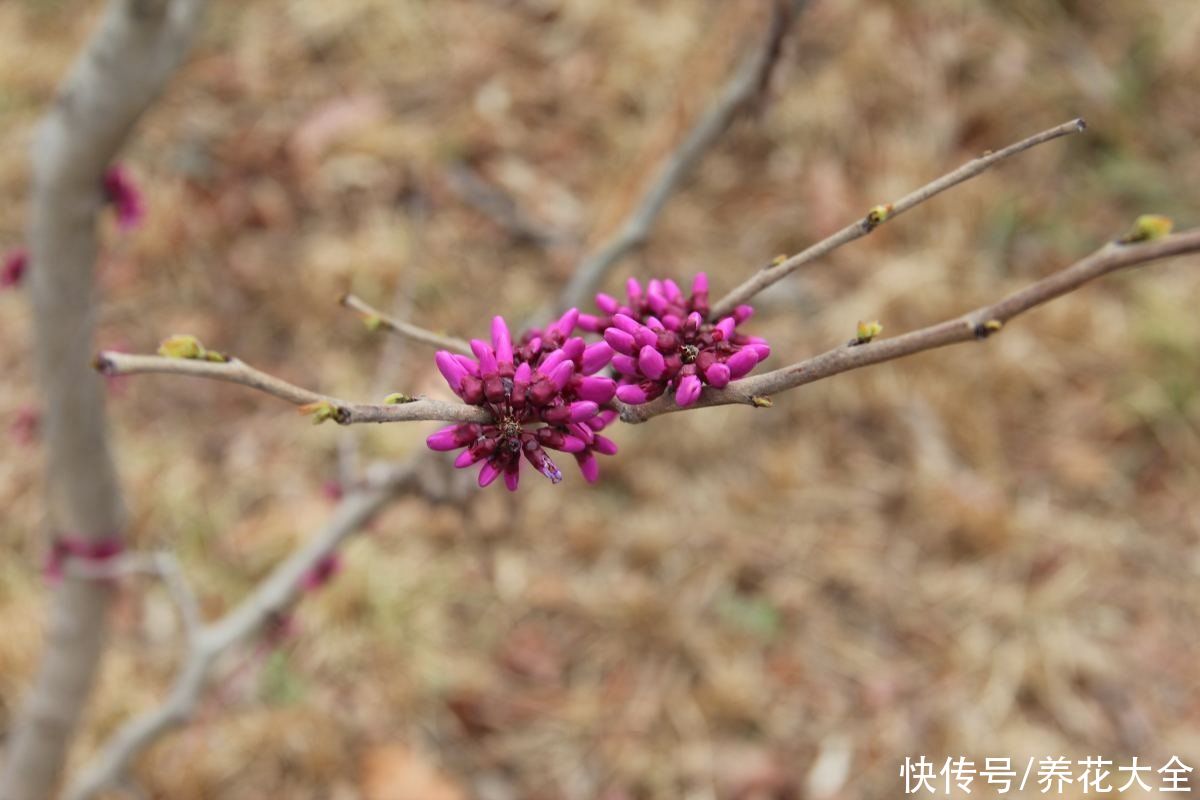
[1,248,27,289]
[103,165,145,231]
[301,553,343,592]
[9,406,40,447]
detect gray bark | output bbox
[1,2,208,798]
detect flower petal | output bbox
[638,345,666,380]
[616,383,649,404]
[435,351,468,394]
[674,374,703,406]
[604,327,636,355]
[504,464,521,491]
[725,348,760,379]
[704,362,731,388]
[491,316,513,365]
[575,451,600,483]
[576,376,616,404]
[427,424,469,451]
[478,461,501,487]
[581,341,614,374]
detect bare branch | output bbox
[709,118,1087,319]
[64,465,423,800]
[2,1,211,797]
[556,0,805,312]
[94,352,491,425]
[622,230,1200,423]
[340,293,473,355]
[152,553,203,642]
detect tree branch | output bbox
[555,0,806,313]
[2,2,211,798]
[340,293,473,355]
[63,463,423,800]
[94,351,491,425]
[622,230,1200,423]
[708,118,1087,319]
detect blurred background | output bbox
[2,1,1200,798]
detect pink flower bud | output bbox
[478,461,502,487]
[435,351,468,394]
[638,345,666,380]
[611,354,639,376]
[576,376,617,404]
[575,452,600,483]
[491,316,513,365]
[616,384,649,404]
[674,374,703,406]
[581,341,613,374]
[604,327,636,355]
[725,348,760,379]
[704,362,731,388]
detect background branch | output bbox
[555,0,806,313]
[708,117,1087,319]
[340,292,473,355]
[623,230,1200,423]
[62,462,425,799]
[95,351,491,425]
[2,2,210,798]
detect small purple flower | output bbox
[589,273,769,407]
[427,311,618,490]
[1,248,27,289]
[103,165,145,231]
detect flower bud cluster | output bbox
[426,274,769,489]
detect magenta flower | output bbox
[301,553,343,592]
[103,165,145,231]
[1,248,27,289]
[427,311,618,490]
[586,273,769,407]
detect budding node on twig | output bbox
[861,204,893,232]
[299,401,340,425]
[157,334,226,362]
[363,315,383,332]
[973,319,1004,339]
[383,393,414,404]
[750,395,773,408]
[1118,214,1173,245]
[851,319,883,346]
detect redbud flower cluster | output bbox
[426,273,768,490]
[427,312,618,491]
[582,273,769,406]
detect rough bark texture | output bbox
[1,2,208,798]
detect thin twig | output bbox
[622,230,1200,423]
[708,118,1088,319]
[94,352,490,425]
[153,553,203,641]
[62,463,422,800]
[340,293,473,355]
[555,0,805,313]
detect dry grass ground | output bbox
[3,1,1200,798]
